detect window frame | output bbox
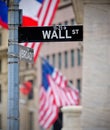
[0,33,2,46]
[77,49,81,66]
[71,49,74,67]
[64,51,68,68]
[58,52,62,69]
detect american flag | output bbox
[39,60,79,129]
[20,81,32,95]
[0,0,59,62]
[0,0,8,29]
[19,0,60,62]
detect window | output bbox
[29,112,34,130]
[0,85,1,103]
[71,19,75,25]
[77,79,81,93]
[69,80,73,84]
[0,60,1,73]
[64,51,68,68]
[77,49,81,66]
[58,23,62,26]
[52,54,55,66]
[64,20,68,25]
[46,55,50,62]
[58,53,62,69]
[0,115,2,129]
[26,62,29,69]
[28,80,34,100]
[0,34,1,45]
[71,50,74,67]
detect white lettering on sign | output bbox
[72,29,79,34]
[53,25,67,30]
[66,30,72,39]
[51,30,58,39]
[59,30,65,39]
[42,30,51,39]
[42,29,79,40]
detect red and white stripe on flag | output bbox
[48,75,79,107]
[39,86,58,129]
[19,0,60,62]
[50,68,79,106]
[52,68,68,88]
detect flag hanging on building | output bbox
[0,0,59,62]
[19,0,60,62]
[39,59,79,129]
[20,81,32,95]
[0,0,8,29]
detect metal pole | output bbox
[7,0,21,130]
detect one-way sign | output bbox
[19,45,34,63]
[18,25,83,43]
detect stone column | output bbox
[61,106,82,130]
[19,98,27,130]
[81,0,110,130]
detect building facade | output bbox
[0,28,8,130]
[72,0,110,130]
[0,0,82,130]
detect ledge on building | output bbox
[71,0,83,24]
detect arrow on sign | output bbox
[19,45,34,63]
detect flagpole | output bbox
[7,0,21,130]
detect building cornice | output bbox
[71,0,83,24]
[84,0,110,4]
[71,0,110,24]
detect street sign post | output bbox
[8,1,20,130]
[18,25,83,43]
